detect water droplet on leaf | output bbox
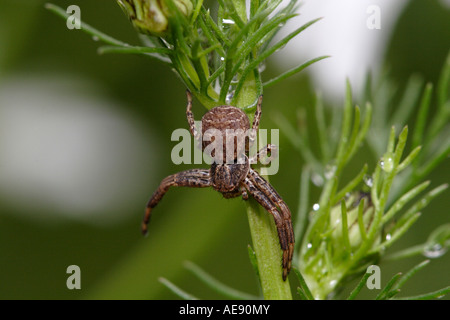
[363,175,373,187]
[222,18,235,25]
[225,90,234,104]
[311,172,324,186]
[380,152,394,172]
[423,244,447,258]
[324,162,337,180]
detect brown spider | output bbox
[142,90,294,280]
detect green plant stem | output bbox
[246,198,292,299]
[245,120,292,299]
[234,55,291,300]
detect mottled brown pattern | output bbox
[142,90,294,281]
[201,105,250,163]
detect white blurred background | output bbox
[0,75,158,225]
[273,0,409,100]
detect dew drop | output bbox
[307,243,312,249]
[324,163,337,180]
[311,172,324,186]
[161,38,174,49]
[222,18,235,24]
[225,90,234,104]
[385,233,392,241]
[312,203,320,211]
[258,63,266,73]
[380,152,394,172]
[363,174,373,188]
[92,36,99,42]
[222,18,235,27]
[423,244,447,258]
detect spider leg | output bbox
[185,90,201,142]
[252,95,263,132]
[248,95,263,147]
[249,144,278,165]
[242,175,294,281]
[142,169,211,235]
[240,186,249,200]
[248,169,294,266]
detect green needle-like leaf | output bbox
[412,83,433,149]
[183,261,260,300]
[394,184,448,233]
[341,201,351,252]
[263,56,330,89]
[293,267,314,300]
[357,198,368,241]
[97,45,172,64]
[382,180,430,225]
[347,272,371,300]
[334,164,368,205]
[46,3,129,47]
[392,260,430,294]
[158,277,199,300]
[396,286,450,300]
[294,166,311,253]
[375,272,402,300]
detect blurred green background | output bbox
[0,0,448,299]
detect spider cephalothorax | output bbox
[142,90,294,280]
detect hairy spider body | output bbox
[143,90,294,280]
[201,106,251,163]
[210,159,249,193]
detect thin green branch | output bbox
[294,166,311,254]
[314,92,331,162]
[396,286,450,300]
[158,277,199,300]
[412,83,433,149]
[381,180,430,225]
[334,80,353,173]
[391,75,424,128]
[333,164,368,205]
[263,56,330,89]
[392,260,430,293]
[341,201,351,252]
[293,267,314,300]
[357,198,368,241]
[347,272,371,300]
[393,184,448,234]
[183,261,260,300]
[97,45,172,64]
[234,18,322,96]
[375,272,402,300]
[45,3,129,47]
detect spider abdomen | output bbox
[202,106,250,163]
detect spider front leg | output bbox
[249,144,278,165]
[185,90,201,142]
[248,95,263,147]
[242,174,294,281]
[142,169,211,235]
[248,168,294,261]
